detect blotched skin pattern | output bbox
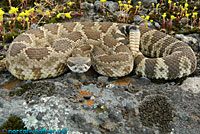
[4,22,197,80]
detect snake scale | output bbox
[2,22,197,80]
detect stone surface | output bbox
[180,77,200,94]
[175,34,198,45]
[0,72,200,134]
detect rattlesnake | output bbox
[2,22,197,80]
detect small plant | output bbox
[0,116,25,133]
[117,0,133,23]
[0,0,84,43]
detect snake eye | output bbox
[86,61,91,66]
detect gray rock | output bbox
[94,1,101,11]
[133,15,144,24]
[22,96,70,130]
[97,112,109,122]
[180,17,188,25]
[154,22,161,29]
[177,112,190,121]
[138,9,149,16]
[0,97,26,126]
[81,2,94,10]
[187,34,200,47]
[133,0,157,8]
[109,110,123,122]
[180,77,200,94]
[104,1,119,12]
[175,34,198,44]
[94,1,118,12]
[97,76,109,83]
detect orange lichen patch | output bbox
[78,90,95,106]
[98,92,102,95]
[5,96,10,99]
[1,79,24,90]
[112,77,133,86]
[78,89,93,97]
[84,100,95,106]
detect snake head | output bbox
[67,57,91,73]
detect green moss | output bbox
[175,27,200,34]
[139,95,174,132]
[1,31,20,43]
[9,88,27,97]
[0,116,25,133]
[46,16,60,24]
[0,0,35,11]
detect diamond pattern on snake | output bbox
[1,22,197,80]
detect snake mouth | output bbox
[67,57,91,73]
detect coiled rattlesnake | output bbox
[2,22,197,80]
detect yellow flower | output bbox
[128,5,133,8]
[185,13,190,18]
[168,0,172,4]
[56,13,62,18]
[9,7,18,14]
[126,7,130,11]
[28,8,35,13]
[162,13,167,18]
[145,16,150,20]
[119,3,123,7]
[25,10,31,16]
[136,5,139,9]
[68,2,75,6]
[156,3,159,8]
[0,8,5,16]
[184,3,188,8]
[193,12,198,16]
[128,0,131,4]
[194,6,197,10]
[19,12,26,17]
[34,2,40,6]
[138,1,141,5]
[52,8,57,12]
[170,15,176,20]
[25,18,29,22]
[46,10,50,16]
[150,19,153,22]
[65,12,72,19]
[9,21,11,24]
[124,4,128,8]
[0,16,3,21]
[100,0,107,2]
[141,15,145,18]
[118,1,122,4]
[17,16,23,21]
